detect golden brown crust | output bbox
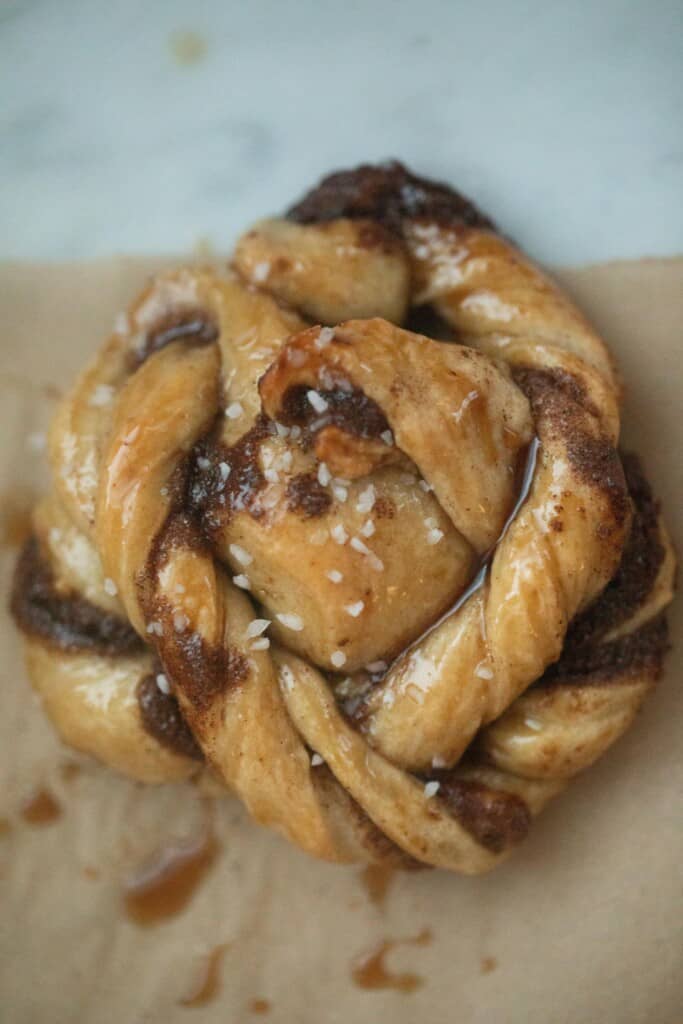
[10,162,675,873]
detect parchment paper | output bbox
[1,257,681,1024]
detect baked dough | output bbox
[11,162,675,873]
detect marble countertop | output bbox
[1,0,681,265]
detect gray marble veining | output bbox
[1,0,681,263]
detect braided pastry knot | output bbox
[12,163,675,873]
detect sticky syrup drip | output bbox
[123,831,219,926]
[351,928,432,992]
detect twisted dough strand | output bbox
[12,162,674,873]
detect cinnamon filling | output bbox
[539,616,668,688]
[277,383,390,443]
[567,453,663,644]
[536,452,668,687]
[140,515,251,715]
[189,415,273,533]
[433,776,531,854]
[10,539,142,656]
[514,367,630,536]
[157,617,249,715]
[10,539,205,755]
[285,472,332,518]
[137,670,204,761]
[287,160,495,236]
[132,309,218,367]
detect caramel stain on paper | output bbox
[83,865,100,881]
[249,998,271,1015]
[0,488,36,549]
[179,943,230,1008]
[0,817,11,837]
[21,787,61,825]
[60,761,82,782]
[481,955,498,974]
[359,863,395,908]
[169,30,207,66]
[43,383,63,400]
[351,928,432,993]
[123,830,219,926]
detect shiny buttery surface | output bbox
[10,153,673,877]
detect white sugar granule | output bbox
[277,613,304,632]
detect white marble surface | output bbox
[1,0,681,264]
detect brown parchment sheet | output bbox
[0,257,681,1024]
